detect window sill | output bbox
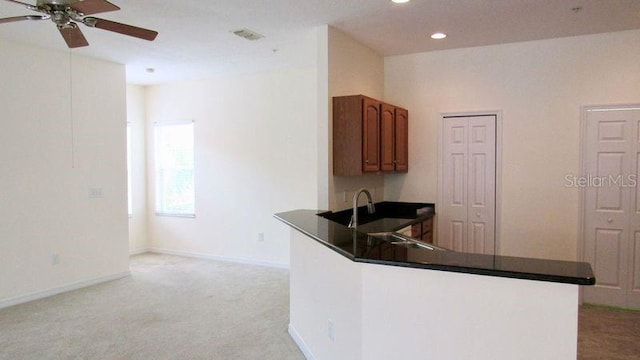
[155,213,196,219]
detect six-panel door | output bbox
[583,107,640,309]
[439,115,496,255]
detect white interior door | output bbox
[439,115,496,255]
[583,107,640,309]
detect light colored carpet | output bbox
[0,253,305,360]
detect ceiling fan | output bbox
[0,0,158,48]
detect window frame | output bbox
[126,122,133,217]
[153,120,196,218]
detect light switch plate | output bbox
[88,188,103,198]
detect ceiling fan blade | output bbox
[84,17,158,41]
[68,0,119,15]
[58,23,89,48]
[0,14,48,24]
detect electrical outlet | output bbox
[88,188,103,198]
[258,232,265,242]
[51,253,59,266]
[327,319,335,342]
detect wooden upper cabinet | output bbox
[333,95,365,176]
[381,104,409,173]
[363,97,381,172]
[380,103,396,172]
[394,107,409,172]
[333,95,408,176]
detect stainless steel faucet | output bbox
[348,188,376,228]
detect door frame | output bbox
[578,104,640,304]
[437,110,503,254]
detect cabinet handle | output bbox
[365,160,369,164]
[607,218,613,224]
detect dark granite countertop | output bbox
[275,208,596,286]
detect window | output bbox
[127,123,133,216]
[154,121,195,217]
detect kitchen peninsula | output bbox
[275,205,595,360]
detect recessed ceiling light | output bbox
[392,0,410,3]
[431,32,447,40]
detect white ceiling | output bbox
[1,0,639,84]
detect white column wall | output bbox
[126,84,149,254]
[0,39,129,306]
[325,26,386,211]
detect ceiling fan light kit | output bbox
[0,0,158,48]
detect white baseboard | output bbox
[289,323,315,360]
[149,247,289,269]
[0,271,131,310]
[129,248,151,256]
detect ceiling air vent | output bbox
[232,28,264,41]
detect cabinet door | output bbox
[363,98,381,172]
[394,107,409,172]
[380,103,396,172]
[411,223,422,238]
[421,218,433,243]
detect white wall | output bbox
[289,229,580,360]
[316,26,330,210]
[126,85,149,254]
[361,263,579,360]
[289,230,363,360]
[384,30,640,261]
[144,67,318,266]
[0,39,129,305]
[324,26,386,211]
